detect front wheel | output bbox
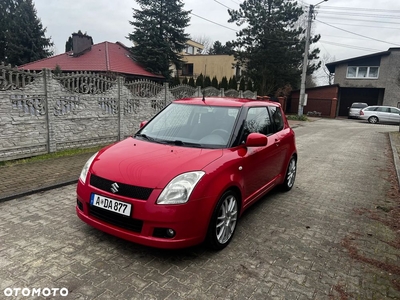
[206,190,239,250]
[281,156,297,191]
[368,116,378,124]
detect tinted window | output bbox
[269,106,284,132]
[365,107,378,111]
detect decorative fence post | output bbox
[117,76,122,141]
[42,68,51,153]
[164,82,169,107]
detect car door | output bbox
[376,107,391,122]
[389,107,400,123]
[240,106,282,202]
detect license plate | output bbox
[90,194,132,216]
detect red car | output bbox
[76,97,297,250]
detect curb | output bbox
[0,180,77,203]
[389,132,400,190]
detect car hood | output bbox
[90,137,223,189]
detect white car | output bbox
[348,102,368,119]
[360,105,400,124]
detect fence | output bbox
[0,64,256,161]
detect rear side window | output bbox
[375,107,390,112]
[390,107,400,114]
[268,106,284,132]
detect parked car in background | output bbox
[76,97,297,250]
[360,105,400,124]
[348,102,368,119]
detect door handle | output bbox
[275,139,280,146]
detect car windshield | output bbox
[136,103,240,148]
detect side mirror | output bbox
[246,133,268,147]
[140,121,148,128]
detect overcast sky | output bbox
[34,0,400,85]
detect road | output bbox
[1,119,399,299]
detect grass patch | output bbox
[286,114,309,121]
[0,145,106,167]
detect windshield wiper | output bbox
[163,140,203,147]
[134,133,157,142]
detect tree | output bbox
[247,79,253,91]
[228,0,321,95]
[188,77,195,87]
[182,77,188,85]
[239,77,246,91]
[170,75,181,86]
[219,76,228,90]
[204,76,211,87]
[228,77,238,90]
[128,0,191,79]
[209,40,234,55]
[195,73,204,88]
[211,76,219,88]
[1,0,53,66]
[65,30,93,52]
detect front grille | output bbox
[89,206,143,233]
[90,174,153,200]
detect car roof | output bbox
[173,97,281,108]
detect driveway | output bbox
[1,119,399,299]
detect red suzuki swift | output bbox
[76,97,297,250]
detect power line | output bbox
[214,0,232,10]
[317,11,400,19]
[319,6,400,13]
[319,40,383,52]
[189,12,238,32]
[318,16,400,25]
[315,19,400,46]
[316,21,400,30]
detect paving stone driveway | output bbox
[1,119,399,300]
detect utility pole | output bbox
[298,0,328,116]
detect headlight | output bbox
[157,171,205,205]
[79,152,98,184]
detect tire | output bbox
[206,190,239,250]
[281,156,297,192]
[368,116,378,124]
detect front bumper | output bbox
[76,179,213,249]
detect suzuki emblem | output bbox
[111,182,119,193]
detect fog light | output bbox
[166,229,175,237]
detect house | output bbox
[19,33,163,81]
[326,48,400,116]
[174,40,242,83]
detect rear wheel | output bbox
[281,156,297,191]
[368,116,378,124]
[206,190,239,250]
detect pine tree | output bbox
[128,0,190,79]
[228,0,320,95]
[182,77,188,85]
[188,77,195,87]
[2,0,53,66]
[196,73,204,88]
[247,79,253,91]
[204,76,211,87]
[239,77,246,91]
[219,76,228,90]
[211,76,219,88]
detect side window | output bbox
[269,106,284,132]
[243,107,272,139]
[390,108,400,114]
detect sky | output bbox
[33,0,400,85]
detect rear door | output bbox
[375,107,391,122]
[389,107,400,123]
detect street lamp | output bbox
[298,0,328,116]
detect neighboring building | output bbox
[180,54,240,82]
[171,39,241,83]
[326,48,400,116]
[19,33,163,81]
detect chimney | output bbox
[72,33,93,57]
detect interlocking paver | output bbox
[0,119,400,299]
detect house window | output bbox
[186,46,194,54]
[182,63,194,76]
[346,66,379,79]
